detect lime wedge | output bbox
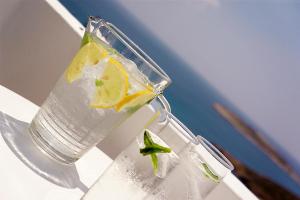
[80,32,93,47]
[201,163,220,182]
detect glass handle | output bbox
[145,95,171,131]
[151,94,171,121]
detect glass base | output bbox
[28,124,79,165]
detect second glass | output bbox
[146,136,234,199]
[28,16,171,164]
[82,111,198,200]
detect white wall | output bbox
[0,0,82,105]
[117,0,300,168]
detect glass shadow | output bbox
[0,111,87,192]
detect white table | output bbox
[0,85,258,200]
[0,85,112,199]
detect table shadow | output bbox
[0,111,88,192]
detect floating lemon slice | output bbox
[115,87,156,112]
[90,58,129,108]
[65,42,108,83]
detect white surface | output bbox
[118,0,300,168]
[0,85,112,200]
[0,83,257,200]
[206,175,258,200]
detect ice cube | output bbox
[111,55,151,94]
[156,154,169,178]
[81,58,107,79]
[111,54,139,72]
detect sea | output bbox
[60,0,300,196]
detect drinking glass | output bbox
[28,16,171,164]
[82,111,198,200]
[146,136,234,200]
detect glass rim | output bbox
[197,135,234,171]
[165,112,198,144]
[88,16,172,87]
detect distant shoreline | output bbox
[213,102,300,186]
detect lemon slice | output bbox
[65,42,108,83]
[115,88,156,112]
[90,58,129,108]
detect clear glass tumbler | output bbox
[28,16,171,164]
[81,111,198,200]
[146,136,234,200]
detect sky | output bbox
[117,0,300,172]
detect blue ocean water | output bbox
[59,0,300,196]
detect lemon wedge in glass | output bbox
[115,88,156,112]
[65,42,108,83]
[90,58,129,108]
